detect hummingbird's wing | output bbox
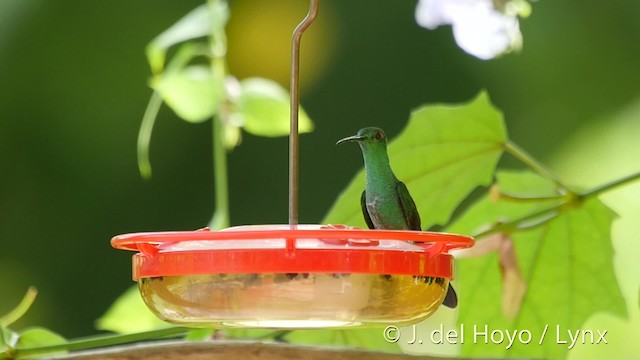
[360,190,375,229]
[396,181,421,231]
[396,181,458,307]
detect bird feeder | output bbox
[112,225,472,328]
[111,0,473,329]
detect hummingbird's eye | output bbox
[374,131,384,140]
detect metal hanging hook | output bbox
[289,0,319,226]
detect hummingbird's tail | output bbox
[442,284,458,308]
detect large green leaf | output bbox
[448,170,565,236]
[235,78,314,137]
[566,313,640,360]
[447,172,626,359]
[96,286,169,334]
[323,91,507,229]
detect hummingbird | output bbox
[337,127,458,308]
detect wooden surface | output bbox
[48,340,502,360]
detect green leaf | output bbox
[153,64,224,123]
[448,172,626,359]
[96,286,169,334]
[323,91,507,229]
[146,2,229,73]
[566,313,640,360]
[283,329,401,353]
[15,327,65,349]
[235,78,314,137]
[494,169,559,196]
[447,170,564,236]
[15,327,66,357]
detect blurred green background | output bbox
[1,0,639,339]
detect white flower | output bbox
[416,0,528,60]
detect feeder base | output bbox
[139,273,448,329]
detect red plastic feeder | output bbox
[112,225,473,329]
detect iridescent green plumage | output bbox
[337,127,457,308]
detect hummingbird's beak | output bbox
[336,134,364,146]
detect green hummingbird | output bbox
[337,127,457,308]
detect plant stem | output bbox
[504,141,573,194]
[472,203,563,239]
[137,91,163,179]
[580,170,640,198]
[474,169,640,239]
[207,0,231,229]
[14,327,189,358]
[494,191,566,203]
[0,287,37,327]
[209,111,230,229]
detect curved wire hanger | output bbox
[289,0,319,226]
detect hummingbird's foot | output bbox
[330,273,351,278]
[416,276,434,285]
[275,273,311,282]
